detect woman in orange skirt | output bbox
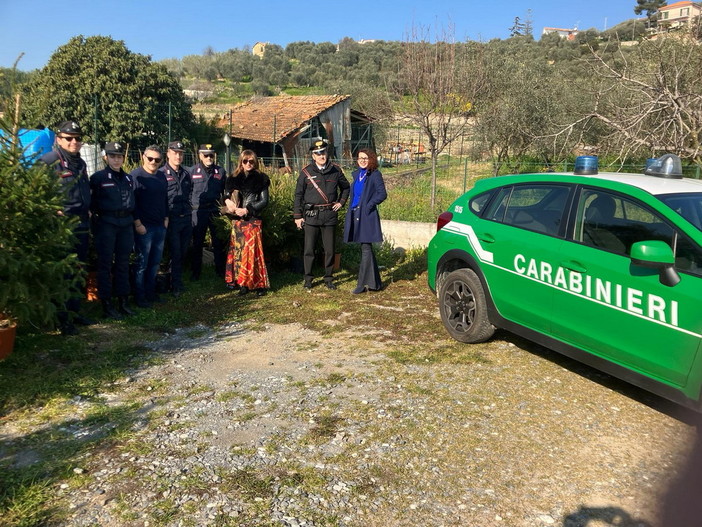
[224,150,271,296]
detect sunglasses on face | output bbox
[60,135,82,142]
[242,159,255,165]
[145,156,162,163]
[202,153,215,158]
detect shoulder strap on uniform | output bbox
[302,167,329,203]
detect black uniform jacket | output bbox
[90,168,135,227]
[40,149,91,218]
[160,163,192,217]
[190,163,226,212]
[293,162,350,226]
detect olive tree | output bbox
[552,36,702,164]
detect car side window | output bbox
[576,189,674,255]
[469,190,495,215]
[674,234,702,277]
[484,187,511,222]
[484,184,569,236]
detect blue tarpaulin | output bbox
[0,128,55,162]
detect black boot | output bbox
[60,321,78,336]
[102,299,122,319]
[117,296,135,316]
[73,314,96,326]
[135,296,152,308]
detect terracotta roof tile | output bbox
[218,95,350,143]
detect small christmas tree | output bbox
[0,94,81,328]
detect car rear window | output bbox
[483,184,570,236]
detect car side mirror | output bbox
[630,240,680,287]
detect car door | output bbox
[551,187,702,387]
[478,183,571,333]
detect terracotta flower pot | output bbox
[0,320,17,360]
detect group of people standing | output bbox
[293,139,387,294]
[42,121,387,336]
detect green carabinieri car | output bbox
[428,154,702,410]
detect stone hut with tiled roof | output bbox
[217,95,373,169]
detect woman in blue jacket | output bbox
[343,148,388,294]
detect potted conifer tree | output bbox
[0,95,80,358]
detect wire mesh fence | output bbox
[116,146,702,224]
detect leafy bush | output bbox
[261,172,304,269]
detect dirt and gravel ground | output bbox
[1,281,698,526]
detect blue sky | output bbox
[1,0,639,71]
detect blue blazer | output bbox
[343,168,387,243]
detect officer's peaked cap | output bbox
[198,144,215,153]
[57,120,82,135]
[104,141,125,155]
[309,138,329,153]
[168,141,185,152]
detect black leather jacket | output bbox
[224,169,270,219]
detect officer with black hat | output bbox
[90,141,136,318]
[160,140,193,297]
[293,138,350,290]
[39,120,94,335]
[189,144,227,280]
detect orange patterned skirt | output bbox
[225,219,270,290]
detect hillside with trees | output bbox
[5,9,702,170]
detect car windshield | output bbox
[657,192,702,231]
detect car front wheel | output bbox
[438,268,495,343]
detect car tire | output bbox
[438,268,495,343]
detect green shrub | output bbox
[261,172,304,269]
[0,116,81,327]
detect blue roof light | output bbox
[574,155,598,175]
[644,154,683,179]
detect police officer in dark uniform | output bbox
[90,141,136,318]
[161,140,192,297]
[293,139,350,290]
[39,120,94,335]
[189,144,226,280]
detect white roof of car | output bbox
[562,172,702,196]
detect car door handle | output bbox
[560,260,586,273]
[478,233,495,244]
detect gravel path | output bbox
[3,318,696,527]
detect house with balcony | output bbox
[658,1,702,29]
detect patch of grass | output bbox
[307,413,344,441]
[151,497,180,525]
[324,372,346,385]
[239,411,257,422]
[0,478,57,527]
[217,468,274,500]
[387,342,490,365]
[215,390,240,402]
[186,384,214,396]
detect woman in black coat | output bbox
[223,150,271,295]
[343,148,388,293]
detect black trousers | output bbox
[191,210,226,278]
[303,222,335,283]
[95,220,134,300]
[356,242,382,290]
[167,215,193,291]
